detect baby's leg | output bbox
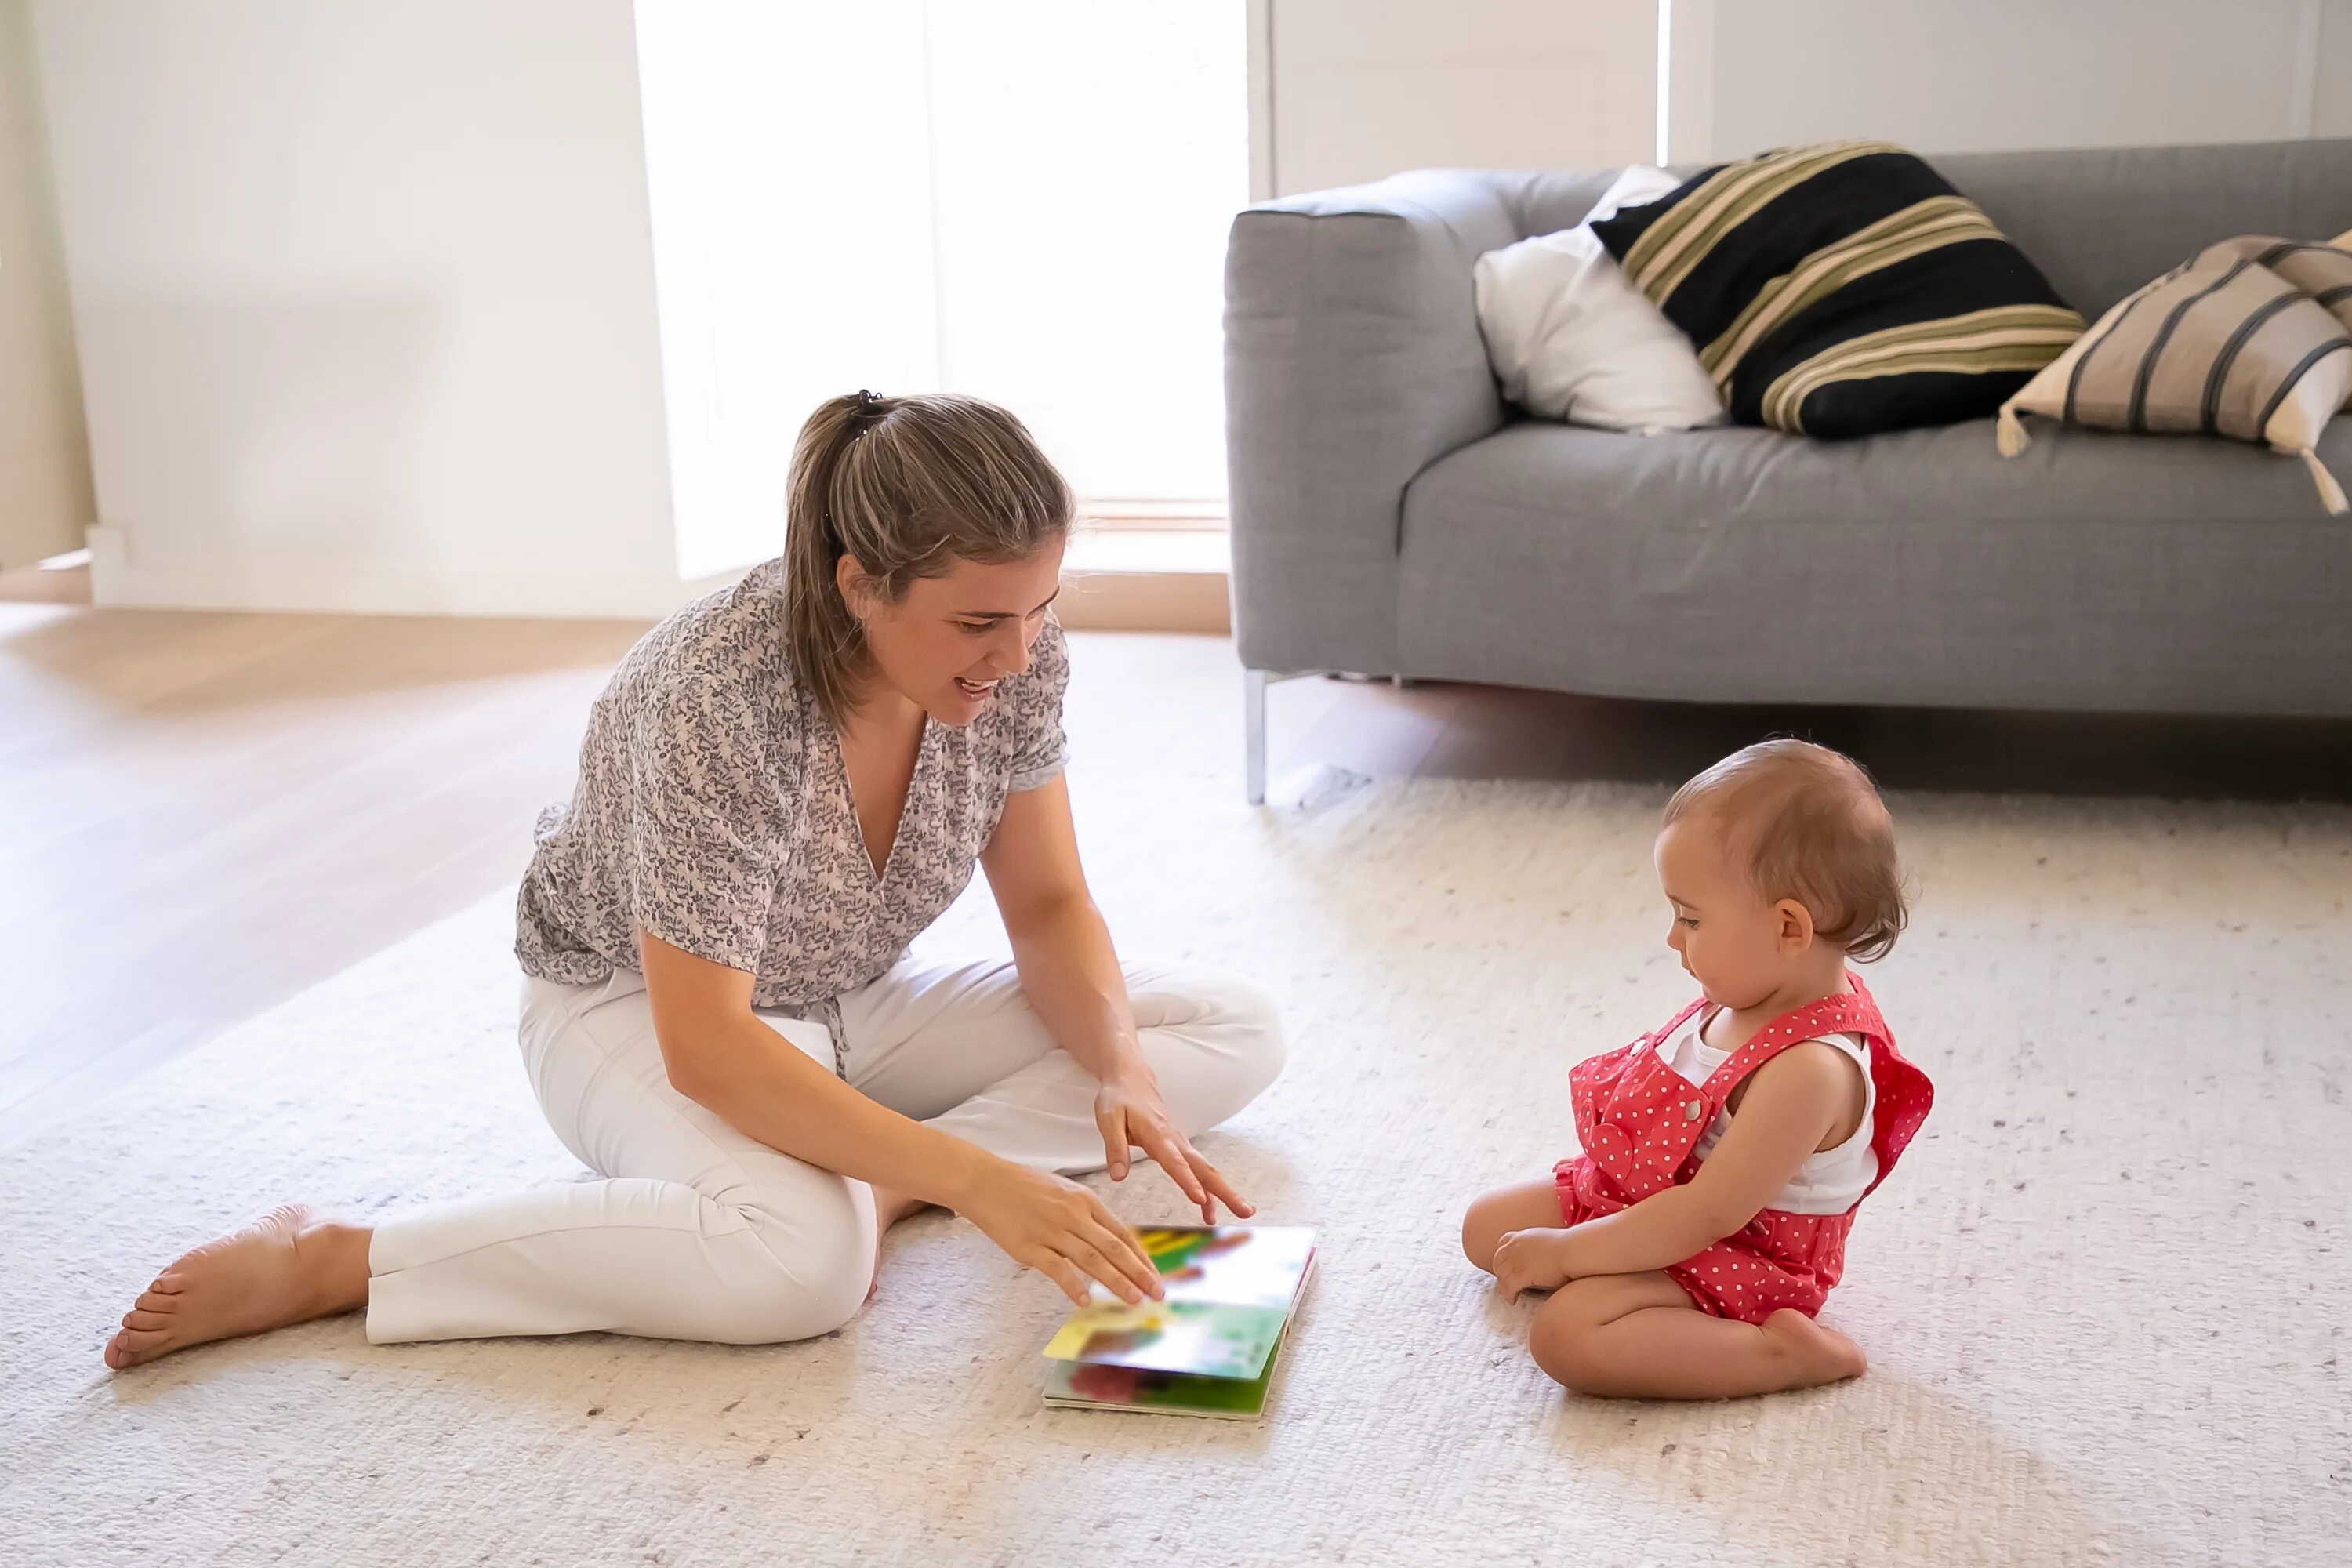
[1461,1179,1569,1273]
[1529,1271,1866,1399]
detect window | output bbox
[922,2,1247,516]
[636,2,1247,582]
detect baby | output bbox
[1462,740,1934,1399]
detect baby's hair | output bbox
[1663,739,1908,961]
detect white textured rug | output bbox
[5,774,2349,1567]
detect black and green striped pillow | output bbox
[1589,141,2085,437]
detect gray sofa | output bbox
[1224,140,2352,800]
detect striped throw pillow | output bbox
[1997,236,2352,514]
[1590,141,2085,438]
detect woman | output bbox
[103,391,1284,1367]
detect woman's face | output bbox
[844,538,1067,726]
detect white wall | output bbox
[1265,0,1657,194]
[2318,1,2352,136]
[0,0,89,572]
[1686,0,2348,162]
[31,1,1250,615]
[1258,1,2352,187]
[31,0,688,617]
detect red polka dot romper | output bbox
[1552,975,1933,1323]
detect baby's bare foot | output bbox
[103,1203,370,1370]
[1760,1308,1868,1388]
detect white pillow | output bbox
[1473,166,1726,433]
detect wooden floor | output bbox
[8,563,2349,1147]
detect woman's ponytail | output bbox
[783,391,888,727]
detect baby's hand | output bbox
[1491,1228,1573,1300]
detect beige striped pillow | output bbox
[1997,233,2352,514]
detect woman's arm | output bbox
[980,778,1251,1221]
[640,932,1162,1305]
[978,778,1143,1085]
[642,932,989,1207]
[1493,1043,1858,1296]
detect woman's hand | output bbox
[1094,1067,1254,1225]
[956,1158,1167,1308]
[1492,1228,1577,1300]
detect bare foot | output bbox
[869,1186,933,1233]
[103,1203,371,1370]
[863,1187,938,1303]
[1760,1308,1868,1388]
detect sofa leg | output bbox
[1244,668,1269,804]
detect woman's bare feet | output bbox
[1761,1308,1868,1388]
[103,1203,372,1370]
[864,1187,935,1302]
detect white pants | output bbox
[365,956,1284,1345]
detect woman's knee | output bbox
[717,1182,877,1344]
[1160,970,1286,1130]
[1215,974,1287,1102]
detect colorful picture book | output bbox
[1040,1225,1316,1419]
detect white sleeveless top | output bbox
[1656,1017,1879,1215]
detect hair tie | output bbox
[848,389,887,437]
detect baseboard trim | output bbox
[85,529,734,620]
[1057,566,1231,633]
[1056,524,1232,633]
[78,526,1236,631]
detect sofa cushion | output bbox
[1590,142,2084,438]
[1472,166,1726,433]
[1999,236,2352,514]
[1395,419,2352,716]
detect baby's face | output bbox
[1653,817,1805,1009]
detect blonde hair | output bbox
[1663,739,1909,961]
[783,390,1073,726]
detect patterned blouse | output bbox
[515,556,1068,1067]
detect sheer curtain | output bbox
[924,3,1245,510]
[634,2,1247,582]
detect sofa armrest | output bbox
[1223,171,1521,676]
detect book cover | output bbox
[1041,1225,1314,1417]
